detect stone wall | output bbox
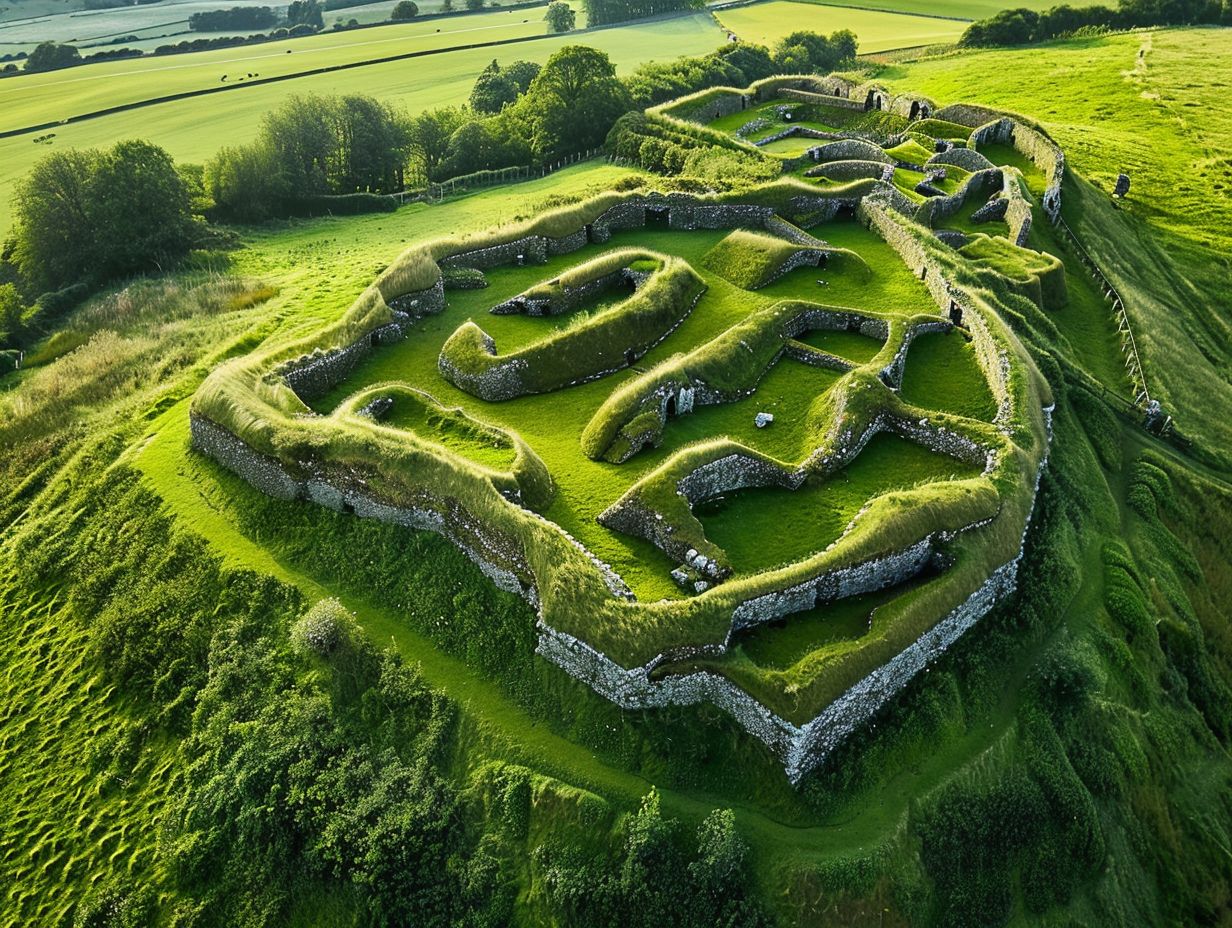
[190,412,534,599]
[914,168,1003,230]
[441,235,549,270]
[590,202,647,242]
[1003,171,1034,247]
[817,138,891,164]
[491,268,633,317]
[927,147,995,172]
[780,87,866,111]
[806,159,886,182]
[856,196,1013,423]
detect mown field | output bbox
[788,0,1058,20]
[717,1,967,50]
[0,0,468,51]
[2,14,1232,928]
[0,5,557,131]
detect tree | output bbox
[469,60,518,114]
[391,0,419,17]
[960,7,1041,44]
[503,59,540,92]
[720,42,776,81]
[11,141,196,290]
[285,0,324,28]
[772,30,851,72]
[438,116,532,177]
[829,27,858,63]
[545,0,576,31]
[518,45,631,159]
[24,42,80,72]
[0,283,23,347]
[465,0,484,9]
[205,142,287,222]
[409,107,467,181]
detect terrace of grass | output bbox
[696,431,981,576]
[311,219,940,602]
[900,328,999,422]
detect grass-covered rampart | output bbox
[190,167,1053,763]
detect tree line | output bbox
[582,0,702,27]
[2,31,854,353]
[960,0,1230,45]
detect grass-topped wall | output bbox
[191,164,1055,782]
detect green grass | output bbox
[715,1,966,53]
[877,28,1232,467]
[697,431,979,576]
[0,8,553,133]
[0,12,724,229]
[900,328,998,421]
[0,0,489,51]
[787,0,1057,20]
[796,327,883,362]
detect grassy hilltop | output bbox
[1,16,1231,928]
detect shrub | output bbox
[24,42,80,72]
[11,142,197,291]
[291,598,353,656]
[391,0,419,17]
[546,0,576,31]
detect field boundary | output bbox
[1053,212,1150,407]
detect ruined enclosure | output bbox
[190,81,1071,780]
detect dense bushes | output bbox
[205,93,412,220]
[23,42,81,72]
[582,0,702,26]
[961,0,1230,46]
[8,140,199,292]
[188,5,278,31]
[537,791,771,927]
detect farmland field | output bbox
[0,12,723,228]
[716,1,967,50]
[788,0,1058,19]
[0,0,471,50]
[0,6,558,131]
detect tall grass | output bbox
[1,275,275,450]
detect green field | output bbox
[716,1,967,51]
[0,7,554,131]
[789,0,1058,20]
[0,12,723,229]
[3,11,1232,928]
[0,0,472,51]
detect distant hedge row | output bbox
[960,0,1230,46]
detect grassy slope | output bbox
[716,1,966,51]
[876,27,1232,468]
[3,29,1232,928]
[0,12,724,229]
